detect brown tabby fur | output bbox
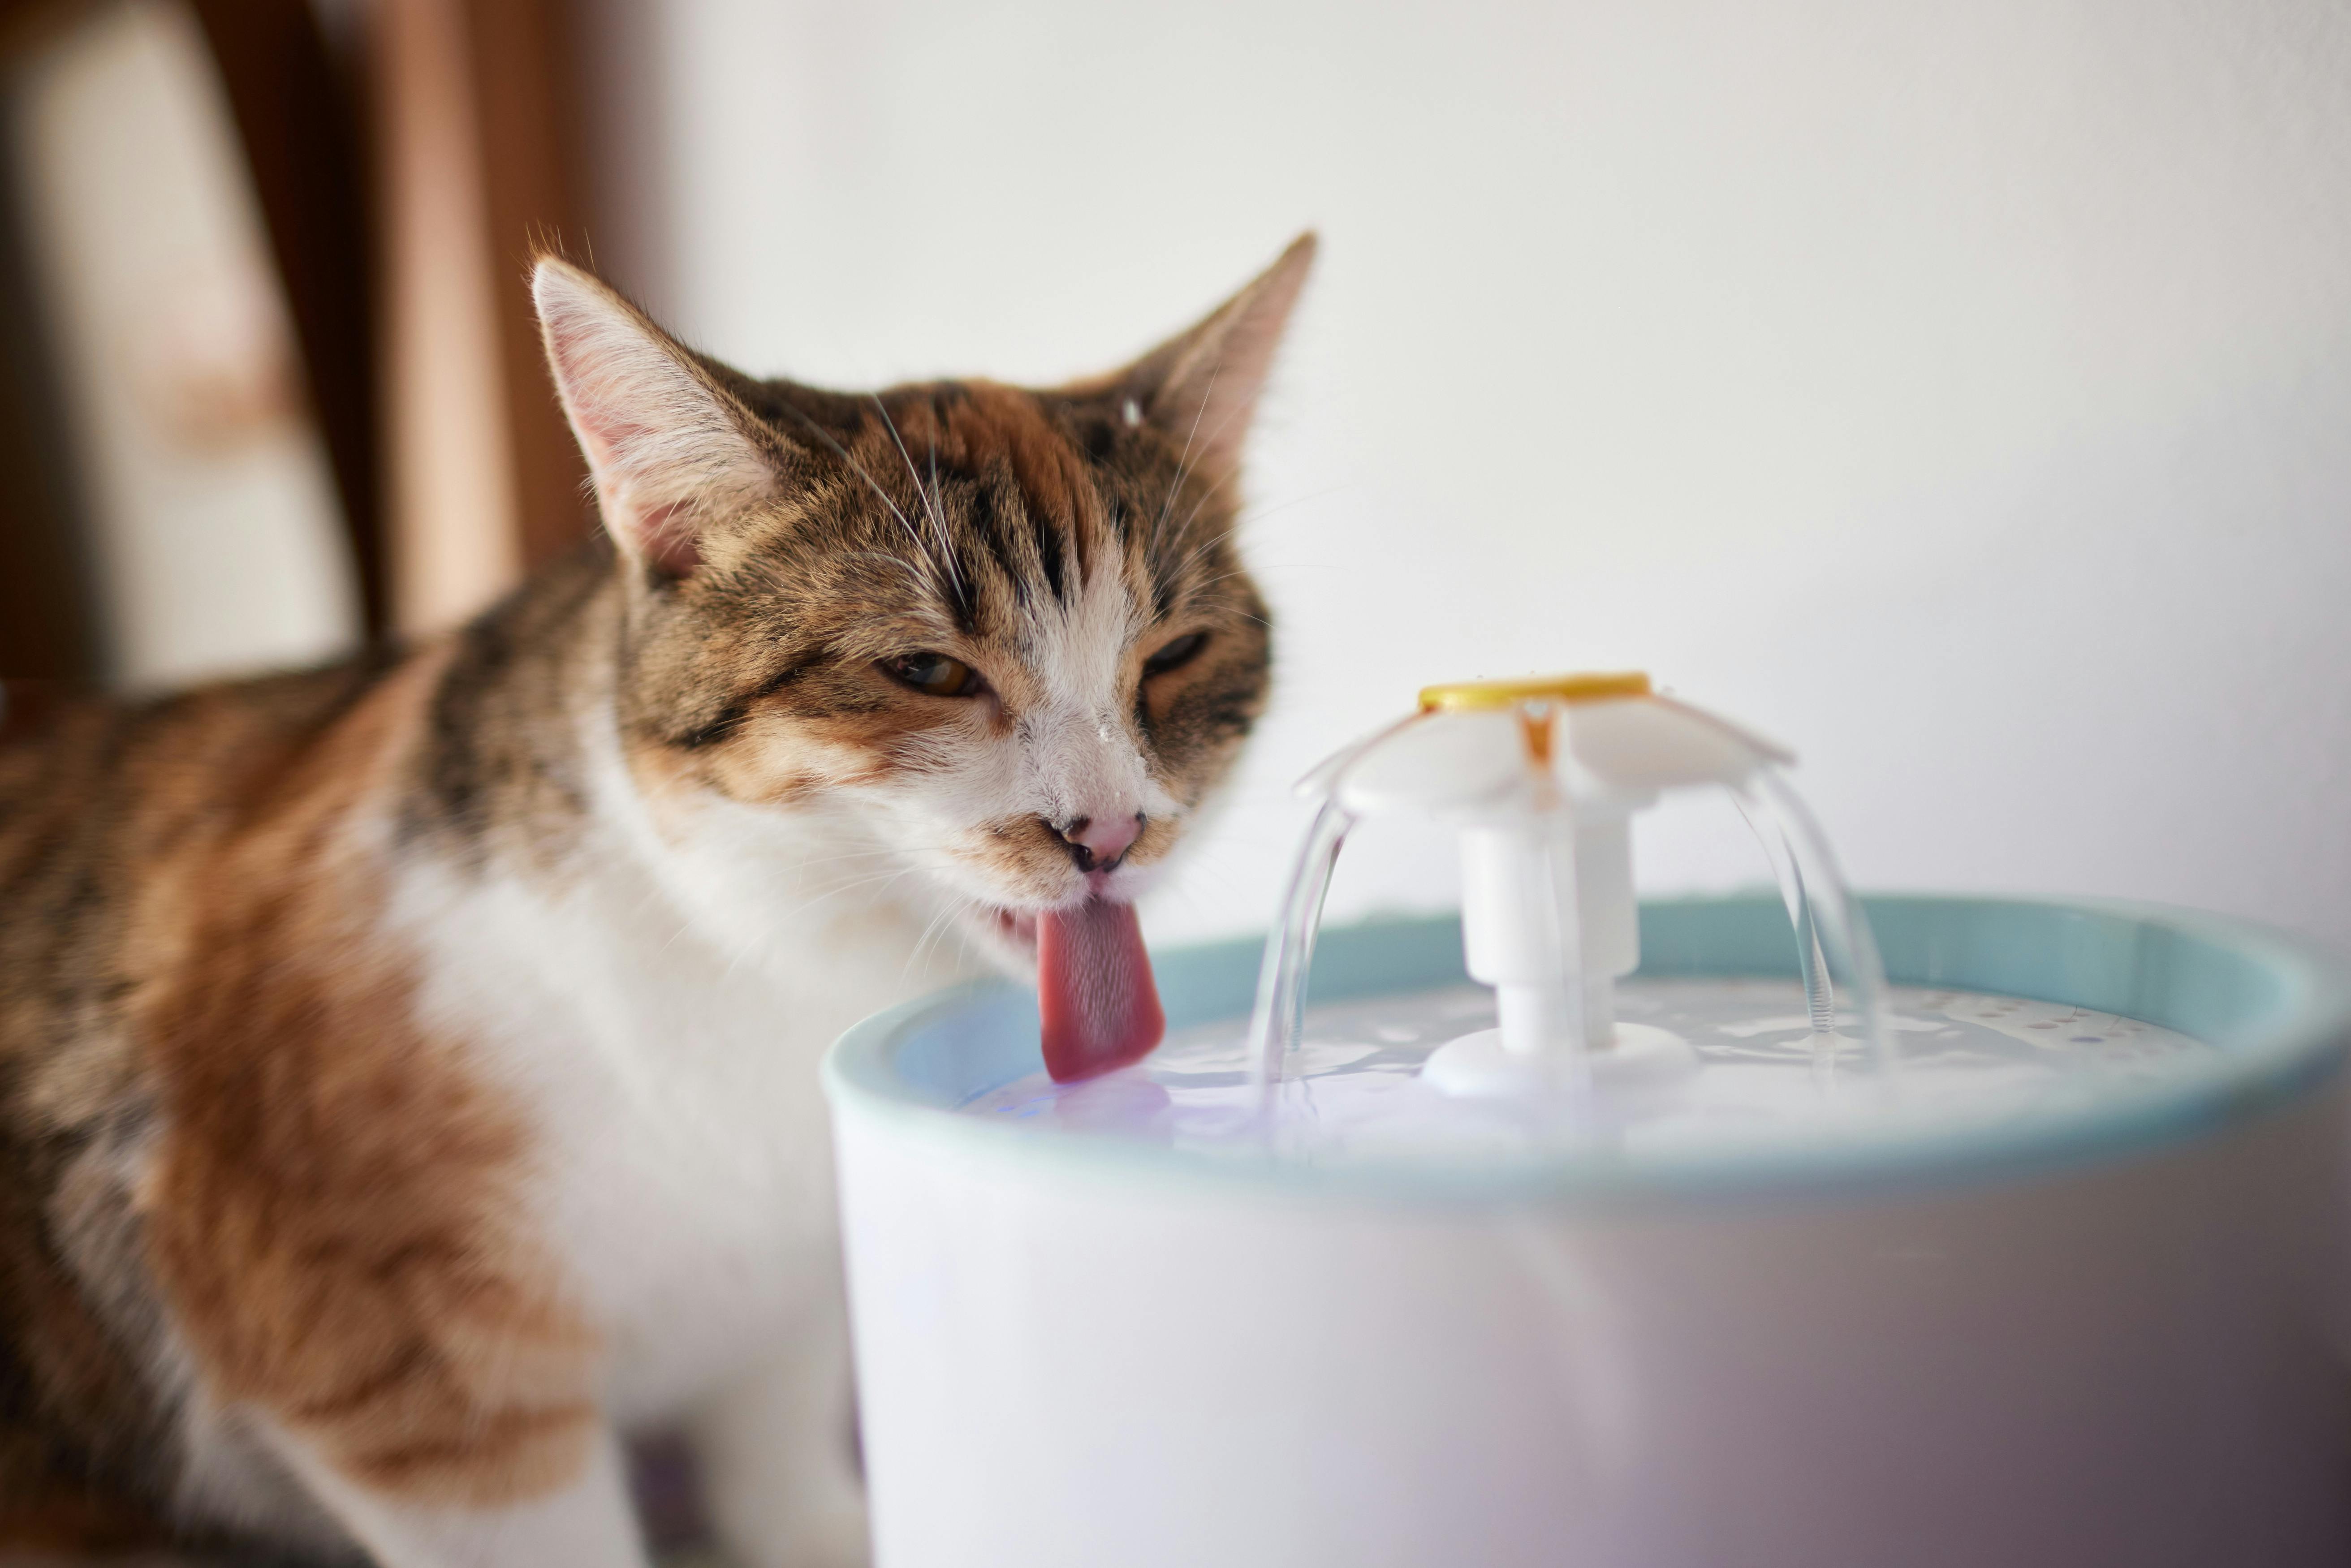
[0,236,1307,1552]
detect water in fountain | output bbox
[959,689,2214,1166]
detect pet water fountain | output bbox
[825,674,2351,1568]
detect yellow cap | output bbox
[1417,671,1652,713]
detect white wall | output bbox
[587,0,2351,954]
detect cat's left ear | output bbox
[1106,231,1317,488]
[533,258,775,578]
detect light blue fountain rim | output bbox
[820,894,2351,1204]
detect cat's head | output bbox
[532,238,1311,968]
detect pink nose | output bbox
[1053,812,1143,871]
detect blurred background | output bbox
[2,0,2349,954]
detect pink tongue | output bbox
[1037,898,1165,1083]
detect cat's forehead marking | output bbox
[943,398,1156,716]
[938,383,1100,540]
[841,381,1153,654]
[1020,561,1143,715]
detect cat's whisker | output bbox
[835,550,932,587]
[1163,452,1228,532]
[1169,473,1242,550]
[785,843,964,873]
[933,898,992,978]
[896,892,968,982]
[767,865,931,930]
[1152,371,1264,562]
[784,847,910,868]
[649,896,704,961]
[795,860,937,896]
[901,896,973,989]
[1233,482,1354,529]
[1163,488,1353,607]
[1169,530,1241,592]
[927,439,947,575]
[776,401,942,589]
[1150,363,1221,551]
[871,393,964,606]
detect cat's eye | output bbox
[1143,632,1207,678]
[881,652,985,698]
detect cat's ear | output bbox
[1112,232,1317,487]
[533,258,775,578]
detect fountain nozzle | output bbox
[1251,672,1890,1098]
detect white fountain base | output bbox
[1420,1019,1696,1096]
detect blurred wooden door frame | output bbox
[186,0,387,638]
[0,0,595,679]
[460,0,595,586]
[0,20,97,684]
[376,0,594,638]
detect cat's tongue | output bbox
[1036,897,1165,1083]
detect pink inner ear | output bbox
[568,407,702,575]
[629,499,703,577]
[540,317,698,575]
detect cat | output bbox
[0,233,1313,1566]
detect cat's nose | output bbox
[1049,812,1144,873]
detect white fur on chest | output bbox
[392,748,987,1428]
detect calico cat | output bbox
[0,234,1312,1566]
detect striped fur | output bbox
[0,236,1311,1565]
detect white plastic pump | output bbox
[1279,672,1820,1096]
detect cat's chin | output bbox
[966,906,1042,971]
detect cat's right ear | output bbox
[1110,233,1317,491]
[532,258,775,578]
